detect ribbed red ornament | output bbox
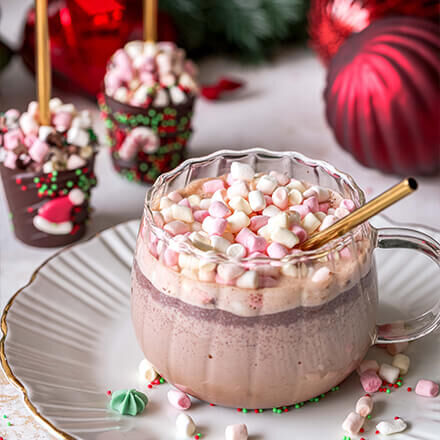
[309,0,440,64]
[325,17,440,175]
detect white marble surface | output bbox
[0,3,439,439]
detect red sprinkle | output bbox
[365,394,371,397]
[15,178,22,184]
[237,408,242,412]
[360,427,365,433]
[376,430,380,434]
[394,384,399,388]
[407,387,412,392]
[147,384,153,389]
[254,409,259,413]
[106,390,112,396]
[209,403,215,406]
[21,185,27,191]
[27,207,33,213]
[394,416,400,420]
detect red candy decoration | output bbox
[324,16,440,175]
[309,0,439,64]
[201,77,244,100]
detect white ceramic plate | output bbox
[1,217,439,440]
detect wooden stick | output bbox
[35,0,51,126]
[143,0,157,42]
[301,178,418,251]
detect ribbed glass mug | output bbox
[131,149,440,409]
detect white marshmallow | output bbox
[113,87,129,103]
[271,227,299,249]
[56,103,75,114]
[226,243,247,259]
[392,354,410,375]
[67,127,89,147]
[189,232,212,251]
[262,205,281,217]
[287,179,306,192]
[257,225,272,241]
[311,267,331,284]
[236,271,258,289]
[335,207,350,219]
[170,86,187,104]
[131,84,150,105]
[19,112,39,135]
[357,359,379,375]
[67,154,87,170]
[211,236,231,253]
[38,125,54,141]
[176,413,196,437]
[378,363,400,384]
[212,189,227,203]
[268,212,290,229]
[217,264,245,281]
[376,418,407,435]
[49,97,63,112]
[178,253,200,271]
[248,190,266,212]
[162,207,174,223]
[281,263,298,277]
[225,423,248,440]
[315,211,326,222]
[302,212,321,233]
[355,395,373,417]
[319,214,337,231]
[153,88,169,107]
[200,198,212,210]
[342,412,365,435]
[256,175,278,195]
[288,189,303,205]
[160,196,173,210]
[172,204,194,223]
[188,194,201,207]
[303,185,330,202]
[227,211,250,233]
[230,162,255,181]
[229,196,252,215]
[124,40,144,59]
[227,181,249,199]
[138,358,158,383]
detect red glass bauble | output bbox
[309,0,439,64]
[324,16,440,175]
[21,0,176,98]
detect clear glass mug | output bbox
[131,149,440,409]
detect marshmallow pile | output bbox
[149,162,357,289]
[104,41,199,108]
[0,99,95,172]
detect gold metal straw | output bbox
[301,177,418,251]
[35,0,51,126]
[144,0,157,42]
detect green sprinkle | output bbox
[386,389,391,394]
[8,212,13,219]
[335,386,340,391]
[277,409,282,414]
[3,414,7,418]
[159,378,165,384]
[321,394,325,398]
[148,109,156,117]
[367,414,372,419]
[67,180,74,188]
[51,184,57,190]
[294,404,300,409]
[75,169,82,175]
[7,421,11,426]
[33,177,40,183]
[258,409,263,413]
[52,170,58,176]
[242,408,247,413]
[41,184,48,190]
[272,408,277,413]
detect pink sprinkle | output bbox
[164,221,190,236]
[289,204,309,219]
[267,242,288,258]
[304,196,319,213]
[209,200,231,218]
[340,199,356,212]
[168,191,183,203]
[203,179,225,193]
[163,248,179,267]
[194,210,209,223]
[291,225,308,243]
[360,370,382,393]
[249,215,269,232]
[319,202,330,213]
[202,216,227,236]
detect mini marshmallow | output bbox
[211,236,231,253]
[165,221,190,236]
[38,125,54,141]
[392,354,410,375]
[227,211,250,233]
[192,222,202,232]
[355,395,373,417]
[194,210,209,223]
[230,162,255,181]
[124,40,144,59]
[262,205,281,217]
[376,418,407,435]
[269,170,289,186]
[386,341,409,355]
[304,196,319,213]
[168,389,191,410]
[153,88,169,107]
[271,227,299,249]
[340,199,356,212]
[268,212,291,230]
[229,196,252,215]
[168,191,183,203]
[67,154,87,170]
[319,214,337,231]
[357,359,379,375]
[315,212,326,222]
[3,129,23,150]
[291,225,308,243]
[281,263,297,277]
[303,185,330,202]
[203,216,227,236]
[164,247,179,267]
[176,413,196,437]
[267,242,288,259]
[256,175,278,195]
[335,207,350,219]
[272,187,289,210]
[311,267,331,284]
[169,85,187,105]
[289,204,309,219]
[178,253,200,271]
[199,198,212,210]
[217,264,245,281]
[225,423,248,440]
[227,243,247,259]
[342,412,365,435]
[248,190,266,212]
[249,215,269,232]
[303,212,321,233]
[360,370,382,393]
[67,127,89,147]
[209,200,231,218]
[172,204,194,223]
[257,225,271,241]
[378,363,400,384]
[28,139,49,163]
[19,112,39,135]
[138,359,158,382]
[415,379,439,397]
[49,97,63,111]
[203,179,225,194]
[236,271,258,289]
[189,232,212,251]
[227,181,249,199]
[212,189,227,203]
[287,179,306,192]
[162,208,174,223]
[187,194,201,207]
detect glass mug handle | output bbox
[374,227,440,344]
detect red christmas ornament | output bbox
[21,0,176,98]
[324,16,440,176]
[308,0,440,64]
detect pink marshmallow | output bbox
[3,151,17,169]
[164,221,190,236]
[386,342,409,356]
[304,196,319,213]
[178,198,191,208]
[28,139,49,163]
[193,210,209,223]
[415,379,439,397]
[52,111,73,131]
[105,70,124,93]
[215,274,235,286]
[289,204,310,219]
[319,202,330,213]
[23,134,37,148]
[112,49,134,81]
[264,195,273,206]
[153,212,165,228]
[202,216,227,236]
[163,248,179,267]
[168,191,183,203]
[236,228,267,253]
[249,215,269,232]
[235,228,254,247]
[339,247,351,259]
[267,242,288,259]
[167,389,192,410]
[360,370,382,393]
[272,187,289,210]
[3,129,23,150]
[291,225,308,243]
[209,200,231,218]
[320,214,337,231]
[203,179,225,194]
[340,199,356,212]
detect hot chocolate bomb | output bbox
[0,99,98,247]
[99,41,198,183]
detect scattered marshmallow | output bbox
[342,412,365,435]
[262,205,281,217]
[168,388,192,410]
[357,359,379,375]
[138,359,158,383]
[288,188,303,205]
[203,179,225,193]
[360,370,382,393]
[386,341,409,356]
[203,216,227,236]
[225,423,248,440]
[376,418,407,435]
[355,395,373,417]
[211,236,231,253]
[415,379,439,397]
[378,363,400,384]
[392,354,410,376]
[67,127,89,147]
[272,187,289,210]
[176,413,196,437]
